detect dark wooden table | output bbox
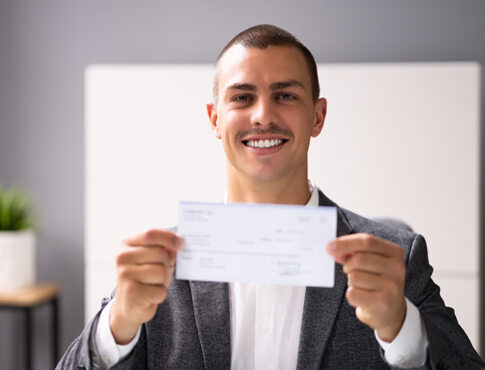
[0,283,60,370]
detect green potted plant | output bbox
[0,184,36,290]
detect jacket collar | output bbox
[189,280,231,370]
[296,189,352,369]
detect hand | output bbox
[110,229,184,344]
[327,233,406,342]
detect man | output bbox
[58,24,484,369]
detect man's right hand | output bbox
[109,229,184,344]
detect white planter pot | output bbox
[0,230,36,290]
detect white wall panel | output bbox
[310,64,480,274]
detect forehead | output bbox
[216,45,311,93]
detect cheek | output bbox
[217,124,238,152]
[287,111,315,136]
[219,112,245,140]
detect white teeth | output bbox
[246,139,283,148]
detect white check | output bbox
[175,201,337,287]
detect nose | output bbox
[250,96,278,127]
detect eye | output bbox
[276,92,296,101]
[232,94,253,103]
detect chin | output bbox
[246,169,285,184]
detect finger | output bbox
[327,233,403,259]
[117,246,176,266]
[346,282,400,312]
[347,270,381,291]
[342,252,389,275]
[124,229,184,251]
[346,285,382,309]
[118,263,169,285]
[132,282,169,305]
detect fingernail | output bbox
[327,241,336,252]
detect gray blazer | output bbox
[57,191,484,369]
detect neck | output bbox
[226,170,311,205]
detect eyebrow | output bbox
[227,83,257,92]
[269,79,306,91]
[227,79,306,93]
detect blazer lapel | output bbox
[189,281,231,369]
[296,190,353,370]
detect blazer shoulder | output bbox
[339,206,419,250]
[317,189,418,250]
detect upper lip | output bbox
[236,125,293,142]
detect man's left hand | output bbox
[327,233,406,342]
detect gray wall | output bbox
[0,0,484,368]
[0,0,11,175]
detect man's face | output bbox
[207,45,326,185]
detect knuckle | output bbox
[345,289,352,302]
[352,253,364,266]
[149,285,168,305]
[125,280,139,296]
[144,229,156,241]
[118,265,131,280]
[362,234,373,248]
[355,307,366,322]
[346,287,356,304]
[116,249,131,266]
[122,234,135,246]
[347,271,356,283]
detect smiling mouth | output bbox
[242,138,288,148]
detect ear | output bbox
[206,102,221,139]
[311,97,327,138]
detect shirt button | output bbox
[260,323,270,333]
[396,355,405,365]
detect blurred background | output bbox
[0,0,484,368]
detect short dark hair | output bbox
[213,24,320,102]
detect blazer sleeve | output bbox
[56,296,148,370]
[55,310,102,370]
[403,234,484,369]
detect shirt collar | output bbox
[306,178,319,207]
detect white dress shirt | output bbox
[94,181,429,368]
